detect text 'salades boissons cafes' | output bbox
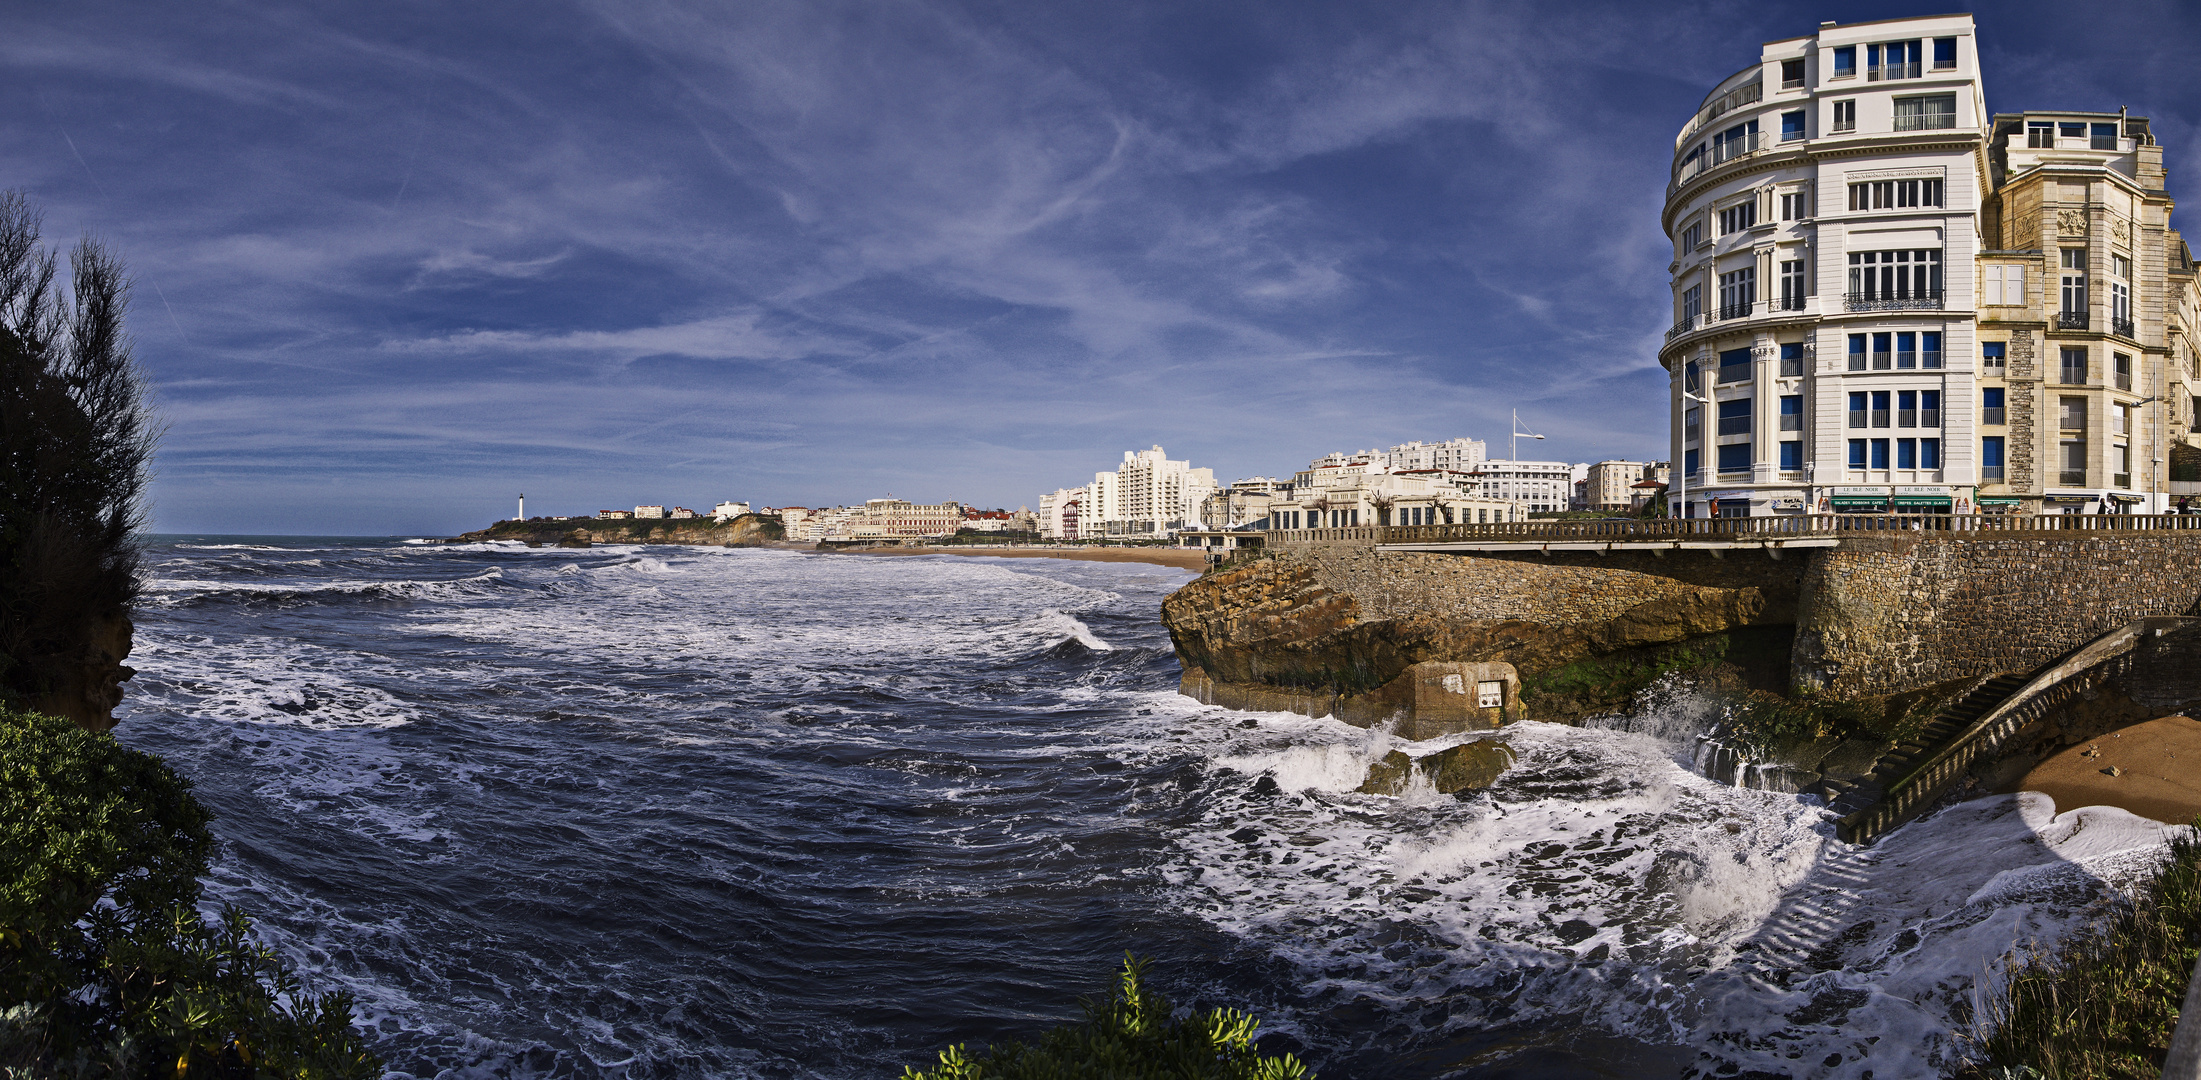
[1663,13,2201,518]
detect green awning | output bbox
[1829,496,1889,510]
[1977,496,2022,505]
[1891,496,1953,510]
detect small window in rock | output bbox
[1477,681,1505,709]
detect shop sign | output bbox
[1770,497,1806,510]
[1830,486,1890,496]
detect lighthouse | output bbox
[518,493,525,521]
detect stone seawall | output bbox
[1168,533,2201,729]
[1795,533,2201,698]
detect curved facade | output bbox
[1662,15,1987,517]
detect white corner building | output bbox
[1663,15,1985,517]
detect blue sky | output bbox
[7,0,2201,533]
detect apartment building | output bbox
[1465,459,1576,514]
[1584,460,1663,511]
[1662,14,1986,517]
[1200,477,1285,530]
[1038,487,1083,540]
[1973,111,2201,512]
[1083,446,1218,536]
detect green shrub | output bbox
[903,955,1310,1080]
[1968,820,2201,1078]
[0,706,380,1077]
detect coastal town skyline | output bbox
[12,1,2201,535]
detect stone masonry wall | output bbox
[1285,543,1803,627]
[1795,533,2201,698]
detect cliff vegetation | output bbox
[454,513,786,548]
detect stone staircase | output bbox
[1822,672,2031,821]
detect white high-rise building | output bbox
[1083,446,1217,537]
[1662,14,1985,517]
[1383,438,1487,472]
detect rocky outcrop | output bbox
[1163,554,1794,727]
[19,611,134,733]
[1358,739,1516,796]
[451,514,785,549]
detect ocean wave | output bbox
[142,568,510,607]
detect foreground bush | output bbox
[0,706,379,1077]
[903,955,1310,1080]
[1969,819,2201,1078]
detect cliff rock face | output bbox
[22,612,134,733]
[1163,551,1796,726]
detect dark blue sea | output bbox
[118,537,2179,1079]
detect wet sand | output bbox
[832,545,1209,570]
[2010,715,2201,826]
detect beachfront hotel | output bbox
[1663,14,2201,517]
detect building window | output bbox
[2115,442,2132,487]
[1923,331,1943,369]
[1685,448,1701,476]
[1832,46,1855,78]
[1847,249,1943,306]
[1870,40,1922,81]
[1933,37,1956,69]
[1983,265,2027,306]
[1872,390,1891,427]
[2094,123,2120,151]
[1720,202,1757,234]
[1871,439,1890,469]
[2060,248,2088,326]
[1831,99,1856,132]
[1780,342,1805,376]
[2112,257,2132,336]
[2113,402,2133,436]
[1897,438,1917,469]
[1921,438,1941,469]
[1848,439,1867,468]
[2060,440,2087,486]
[1893,94,1957,131]
[2060,347,2089,385]
[1982,435,2006,480]
[2060,395,2088,430]
[2028,120,2056,148]
[1717,397,1752,435]
[1923,389,1942,427]
[1780,394,1803,430]
[1780,191,1808,220]
[1780,441,1802,470]
[1983,387,2006,425]
[1896,332,1917,369]
[1682,283,1701,323]
[1898,389,1918,427]
[1682,221,1702,250]
[1848,333,1867,371]
[2114,352,2133,391]
[1872,332,1893,369]
[1848,391,1868,428]
[1685,405,1700,442]
[1717,443,1751,472]
[1718,347,1752,383]
[1719,266,1756,319]
[1779,260,1805,310]
[1982,341,2007,373]
[1782,58,1806,89]
[1713,120,1758,164]
[1849,179,1944,210]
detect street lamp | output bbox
[1511,408,1545,462]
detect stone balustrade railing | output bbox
[1264,514,2201,547]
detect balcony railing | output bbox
[2060,470,2087,486]
[1868,61,1922,81]
[1775,295,1806,312]
[1264,515,2201,549]
[2116,473,2133,488]
[2116,373,2134,391]
[1845,290,1944,312]
[1983,465,2006,481]
[1667,313,1703,341]
[2114,317,2136,338]
[1893,112,1957,132]
[1984,406,2006,425]
[1716,302,1755,321]
[2057,311,2090,330]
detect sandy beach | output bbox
[829,545,1210,570]
[2009,714,2201,826]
